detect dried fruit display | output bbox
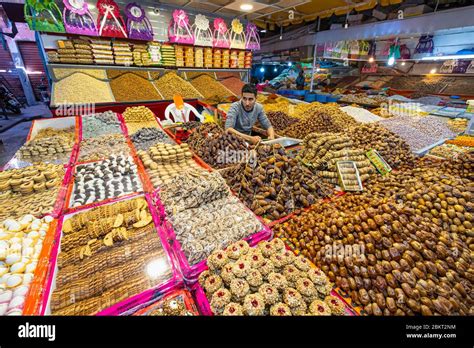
[0,164,65,220]
[186,126,249,169]
[199,239,348,316]
[446,135,474,148]
[153,72,202,100]
[51,197,172,315]
[137,143,201,187]
[190,74,236,100]
[283,104,357,139]
[346,123,415,168]
[0,215,54,316]
[363,157,473,236]
[339,94,388,107]
[170,195,262,265]
[110,73,162,102]
[446,119,469,134]
[428,144,471,159]
[82,111,122,139]
[130,127,175,151]
[221,144,333,220]
[437,150,473,181]
[378,116,456,152]
[263,111,299,133]
[274,194,472,316]
[71,155,142,207]
[299,133,375,184]
[52,73,114,105]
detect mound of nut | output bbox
[82,111,122,139]
[137,143,202,187]
[299,133,375,185]
[78,134,130,162]
[0,215,54,315]
[221,144,333,220]
[170,195,262,266]
[130,127,175,151]
[122,106,156,123]
[199,238,348,316]
[159,170,230,214]
[51,197,172,315]
[0,164,65,220]
[346,123,415,168]
[274,194,472,316]
[71,155,142,207]
[283,104,357,139]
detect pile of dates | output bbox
[221,144,333,220]
[274,194,472,315]
[346,123,415,169]
[264,111,299,133]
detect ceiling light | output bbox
[387,56,395,66]
[401,61,406,66]
[274,67,277,72]
[368,57,374,63]
[260,67,265,73]
[288,62,292,67]
[430,68,437,74]
[260,29,267,33]
[240,3,253,11]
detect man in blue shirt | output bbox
[225,84,275,144]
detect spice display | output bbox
[52,68,106,80]
[137,143,201,187]
[51,197,172,315]
[200,238,347,316]
[170,195,262,265]
[52,73,115,105]
[346,123,415,168]
[219,77,245,97]
[190,74,235,100]
[339,93,388,107]
[446,118,468,133]
[71,155,142,207]
[340,106,382,123]
[82,111,122,139]
[0,215,54,316]
[283,104,358,139]
[428,143,471,159]
[186,126,248,169]
[221,144,333,220]
[78,134,129,162]
[159,170,230,214]
[299,133,375,184]
[379,115,456,152]
[0,164,65,220]
[274,193,472,316]
[110,73,162,102]
[264,111,299,133]
[130,127,175,151]
[154,72,202,100]
[446,135,474,147]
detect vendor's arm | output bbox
[225,103,261,144]
[257,108,275,140]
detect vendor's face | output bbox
[241,92,256,112]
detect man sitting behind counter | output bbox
[225,83,275,145]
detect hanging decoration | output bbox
[245,22,260,50]
[63,0,98,36]
[193,14,212,47]
[212,18,230,48]
[168,9,194,44]
[24,0,65,33]
[230,18,245,49]
[125,2,153,41]
[96,0,127,38]
[415,35,434,54]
